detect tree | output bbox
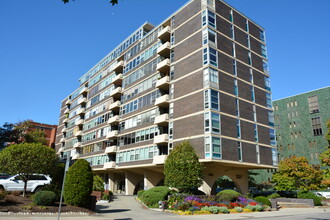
[0,123,16,150]
[272,156,323,191]
[164,141,203,192]
[62,0,118,5]
[319,119,330,187]
[0,143,58,197]
[64,159,93,207]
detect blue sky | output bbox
[0,0,329,126]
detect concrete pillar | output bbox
[125,172,143,195]
[108,172,116,192]
[144,170,164,190]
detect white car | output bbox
[0,174,51,192]
[314,191,330,199]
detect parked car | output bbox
[0,174,51,192]
[313,190,330,199]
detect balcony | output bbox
[110,87,122,99]
[65,99,71,105]
[73,142,82,149]
[156,58,170,73]
[154,113,169,126]
[78,97,87,105]
[154,94,169,107]
[157,42,171,58]
[153,155,168,165]
[75,131,83,137]
[64,108,69,114]
[57,147,64,153]
[77,108,86,115]
[106,130,118,139]
[63,118,69,123]
[61,127,67,133]
[60,138,66,143]
[80,87,89,95]
[108,115,120,125]
[75,119,84,126]
[111,74,123,85]
[153,134,169,144]
[156,76,170,90]
[109,100,121,111]
[113,60,124,73]
[105,145,117,154]
[72,153,80,160]
[157,26,171,42]
[103,161,116,169]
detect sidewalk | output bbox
[1,195,330,220]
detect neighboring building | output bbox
[28,121,58,149]
[55,0,276,195]
[254,86,330,184]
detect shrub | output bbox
[201,206,229,214]
[64,159,93,208]
[140,186,171,207]
[137,190,145,199]
[216,189,241,202]
[92,175,104,192]
[254,196,271,206]
[268,193,280,199]
[297,191,322,206]
[234,206,243,212]
[245,205,264,211]
[0,190,7,200]
[101,191,112,201]
[33,191,57,206]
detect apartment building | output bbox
[254,86,330,184]
[55,0,277,195]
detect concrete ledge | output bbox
[271,198,314,208]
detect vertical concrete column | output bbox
[226,169,249,194]
[108,173,116,192]
[125,172,143,195]
[144,170,164,190]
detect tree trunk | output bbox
[23,180,27,197]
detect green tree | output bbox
[0,123,16,150]
[272,156,323,191]
[319,119,330,187]
[0,143,58,197]
[62,0,118,5]
[164,141,203,192]
[92,175,104,192]
[13,120,47,145]
[64,159,93,207]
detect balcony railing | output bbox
[61,127,67,133]
[77,108,86,115]
[110,87,122,98]
[109,101,121,111]
[64,108,69,114]
[78,97,87,105]
[105,145,117,154]
[154,94,169,107]
[106,130,118,139]
[111,74,123,85]
[157,26,171,42]
[108,115,120,125]
[75,119,84,126]
[154,113,169,126]
[103,161,116,169]
[156,58,170,73]
[60,138,66,143]
[63,118,69,123]
[75,131,83,137]
[157,42,171,58]
[113,60,124,73]
[156,76,170,90]
[72,153,80,160]
[153,134,169,144]
[80,87,89,95]
[73,142,82,149]
[153,155,168,165]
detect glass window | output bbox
[212,137,221,158]
[210,90,219,110]
[264,76,271,91]
[268,111,274,126]
[237,142,242,162]
[204,112,210,132]
[266,93,272,108]
[270,128,276,146]
[308,95,319,113]
[236,119,241,138]
[260,29,265,42]
[205,136,210,158]
[211,112,220,133]
[311,117,323,136]
[261,44,267,58]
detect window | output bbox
[203,47,218,67]
[232,59,237,75]
[203,68,219,88]
[210,90,219,110]
[262,60,269,74]
[260,29,266,42]
[266,93,272,108]
[238,142,242,162]
[264,76,271,91]
[308,95,319,113]
[261,44,267,58]
[202,10,216,28]
[236,119,241,138]
[202,28,216,46]
[256,145,260,164]
[272,148,278,166]
[212,137,221,158]
[211,112,220,133]
[234,79,238,96]
[268,111,274,126]
[311,117,323,136]
[254,124,258,142]
[204,112,210,132]
[270,129,276,146]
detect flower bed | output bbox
[167,195,268,215]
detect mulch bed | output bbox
[0,194,94,214]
